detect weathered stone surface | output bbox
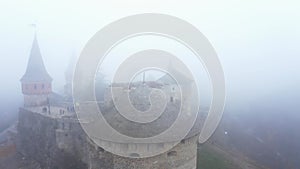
[17,108,88,169]
[17,99,200,169]
[113,136,198,169]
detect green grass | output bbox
[197,145,240,169]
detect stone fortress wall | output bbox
[17,106,199,169]
[18,107,113,169]
[18,33,202,169]
[18,75,204,169]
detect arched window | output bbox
[34,84,37,90]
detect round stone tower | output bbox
[76,67,205,169]
[20,34,53,107]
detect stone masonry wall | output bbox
[17,108,198,169]
[113,136,198,169]
[17,108,88,169]
[17,108,115,169]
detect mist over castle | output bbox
[1,1,300,168]
[0,33,207,169]
[0,31,298,169]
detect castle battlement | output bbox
[22,106,75,119]
[17,34,202,169]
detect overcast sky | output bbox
[0,0,299,113]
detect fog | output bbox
[0,0,299,168]
[1,0,299,112]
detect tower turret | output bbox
[21,34,52,107]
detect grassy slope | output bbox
[197,144,242,169]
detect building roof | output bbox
[21,34,52,83]
[156,61,193,85]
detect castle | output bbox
[17,34,207,169]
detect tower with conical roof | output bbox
[21,34,53,107]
